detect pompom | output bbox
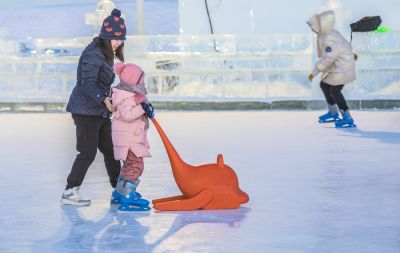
[113,63,125,75]
[111,9,121,17]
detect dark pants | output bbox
[66,114,120,190]
[320,81,349,111]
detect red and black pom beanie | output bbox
[99,9,127,40]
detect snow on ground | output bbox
[0,111,399,253]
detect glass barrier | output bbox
[0,32,399,102]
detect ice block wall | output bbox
[0,32,399,102]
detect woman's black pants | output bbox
[66,114,120,190]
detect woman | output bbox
[61,9,126,205]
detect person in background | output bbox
[307,10,357,128]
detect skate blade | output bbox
[117,205,151,212]
[61,198,91,206]
[335,124,357,128]
[129,200,150,206]
[319,119,338,123]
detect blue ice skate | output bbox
[112,177,148,206]
[318,111,339,123]
[335,111,356,128]
[111,190,144,205]
[118,192,151,212]
[110,176,124,204]
[110,190,121,204]
[117,179,151,212]
[335,117,356,128]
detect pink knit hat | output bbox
[113,63,147,96]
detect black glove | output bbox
[141,103,155,119]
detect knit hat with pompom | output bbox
[99,9,127,40]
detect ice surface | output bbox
[0,111,399,253]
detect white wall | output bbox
[179,0,400,35]
[0,0,179,39]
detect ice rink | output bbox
[0,111,399,253]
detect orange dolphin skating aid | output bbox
[151,118,249,211]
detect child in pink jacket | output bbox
[110,62,155,212]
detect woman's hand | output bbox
[104,97,117,112]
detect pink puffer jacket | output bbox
[111,88,151,161]
[308,11,356,85]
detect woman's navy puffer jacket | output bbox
[66,37,115,117]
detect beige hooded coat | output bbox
[308,11,356,85]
